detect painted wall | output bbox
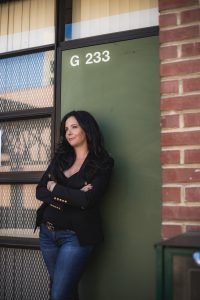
[60,36,160,300]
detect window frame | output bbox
[0,44,56,183]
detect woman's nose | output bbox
[67,129,72,135]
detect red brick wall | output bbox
[159,0,200,239]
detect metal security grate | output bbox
[0,184,40,238]
[0,247,49,300]
[0,51,54,112]
[0,117,51,172]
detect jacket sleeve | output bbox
[51,163,113,210]
[36,165,54,204]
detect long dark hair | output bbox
[50,111,112,177]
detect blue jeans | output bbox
[39,223,94,300]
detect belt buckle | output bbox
[46,221,55,231]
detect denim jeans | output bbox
[39,223,94,300]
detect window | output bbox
[61,0,158,41]
[0,0,55,239]
[0,0,55,53]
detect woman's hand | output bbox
[81,183,93,192]
[47,180,56,192]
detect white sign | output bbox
[69,50,111,67]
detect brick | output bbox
[161,131,200,146]
[160,46,178,60]
[186,187,200,201]
[181,9,200,24]
[160,59,200,77]
[161,115,179,128]
[159,13,177,27]
[162,205,200,221]
[161,95,200,111]
[162,187,181,202]
[183,77,200,93]
[185,149,200,163]
[160,80,179,94]
[160,25,199,43]
[161,224,182,239]
[159,0,198,11]
[184,112,200,127]
[161,150,180,164]
[181,42,200,57]
[162,168,200,183]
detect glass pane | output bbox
[0,118,51,172]
[0,248,49,299]
[0,51,54,112]
[0,0,55,53]
[173,255,200,300]
[0,184,40,238]
[65,0,158,40]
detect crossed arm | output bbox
[36,165,113,210]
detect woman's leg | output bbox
[39,224,59,292]
[39,224,94,300]
[50,230,94,300]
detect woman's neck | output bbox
[74,145,89,161]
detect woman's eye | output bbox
[65,124,79,132]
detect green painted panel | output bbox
[61,36,161,300]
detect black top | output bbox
[36,152,114,245]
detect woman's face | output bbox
[65,116,87,148]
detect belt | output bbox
[44,221,74,233]
[45,221,56,231]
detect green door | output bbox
[60,36,161,300]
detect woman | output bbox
[35,110,114,300]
